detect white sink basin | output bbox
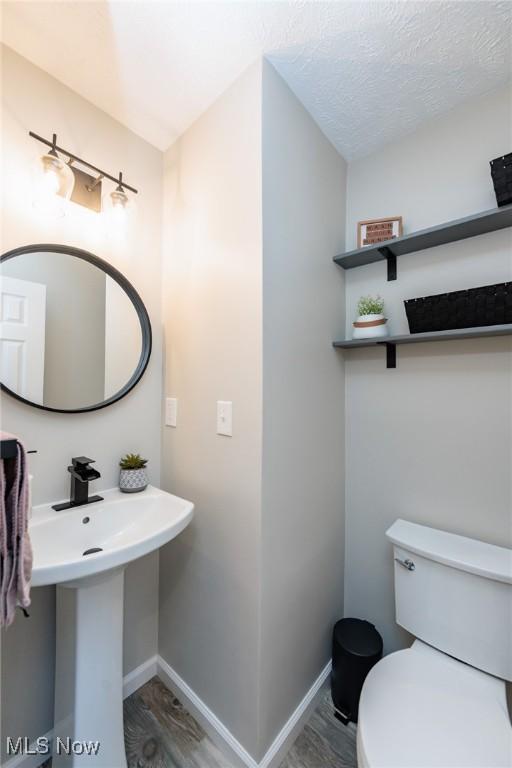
[30,485,194,586]
[31,485,194,767]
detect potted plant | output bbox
[119,453,148,493]
[353,295,388,339]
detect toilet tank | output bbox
[386,520,512,681]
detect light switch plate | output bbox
[217,401,233,437]
[165,397,177,427]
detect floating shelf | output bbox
[333,324,512,368]
[334,204,512,280]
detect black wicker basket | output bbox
[404,282,512,334]
[490,153,512,207]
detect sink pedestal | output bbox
[53,568,127,768]
[29,486,194,766]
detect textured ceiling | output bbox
[1,1,511,160]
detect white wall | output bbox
[259,61,346,757]
[159,61,263,758]
[343,86,512,653]
[0,45,162,759]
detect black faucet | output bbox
[52,457,104,511]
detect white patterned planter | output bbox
[119,468,148,493]
[352,313,388,340]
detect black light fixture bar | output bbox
[29,131,138,194]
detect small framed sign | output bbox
[358,216,403,248]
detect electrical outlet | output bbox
[216,401,232,437]
[165,397,177,427]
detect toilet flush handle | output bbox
[395,557,415,571]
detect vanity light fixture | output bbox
[29,131,138,214]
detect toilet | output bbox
[357,519,512,768]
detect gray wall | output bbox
[160,59,348,762]
[160,61,263,758]
[1,46,162,761]
[343,85,512,653]
[259,61,346,757]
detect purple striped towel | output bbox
[0,432,32,627]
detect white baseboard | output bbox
[156,654,257,768]
[2,657,158,768]
[2,654,330,768]
[259,661,331,768]
[123,654,158,698]
[157,654,331,768]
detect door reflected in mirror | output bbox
[0,246,151,413]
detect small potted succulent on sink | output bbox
[352,295,388,339]
[119,453,148,493]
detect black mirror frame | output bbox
[0,244,152,414]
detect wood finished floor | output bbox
[41,677,357,768]
[278,691,357,768]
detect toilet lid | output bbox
[358,641,512,768]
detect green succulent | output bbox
[357,294,384,316]
[119,453,148,470]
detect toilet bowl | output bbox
[357,520,512,768]
[357,640,512,767]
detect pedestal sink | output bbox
[30,485,194,767]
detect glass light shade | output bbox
[40,153,75,200]
[110,187,129,210]
[103,186,133,232]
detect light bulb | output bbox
[112,203,127,219]
[42,166,60,195]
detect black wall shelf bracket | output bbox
[333,323,512,370]
[384,342,396,368]
[378,246,397,281]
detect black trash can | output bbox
[331,618,383,724]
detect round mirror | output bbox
[0,244,151,413]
